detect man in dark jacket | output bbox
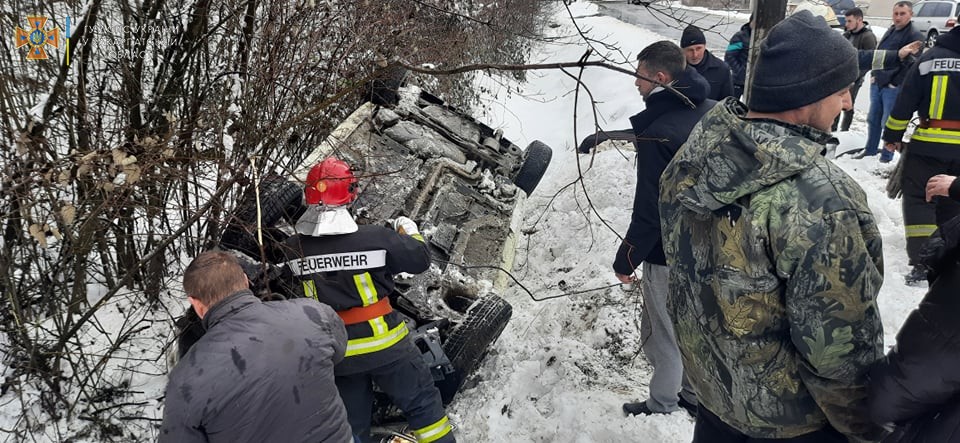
[660,11,885,442]
[681,25,734,101]
[280,158,454,443]
[160,251,352,443]
[724,17,752,100]
[615,41,715,417]
[882,24,960,285]
[868,213,960,442]
[834,7,877,132]
[860,1,923,161]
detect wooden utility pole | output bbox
[743,0,788,104]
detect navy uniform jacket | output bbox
[691,49,734,101]
[883,28,960,160]
[281,225,430,375]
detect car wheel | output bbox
[436,295,512,404]
[512,140,552,196]
[220,176,304,262]
[926,30,938,48]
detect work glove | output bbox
[392,216,420,236]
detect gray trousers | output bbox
[641,262,697,412]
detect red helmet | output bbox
[304,158,358,206]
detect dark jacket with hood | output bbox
[725,23,751,87]
[659,98,886,440]
[160,290,352,443]
[612,66,715,275]
[281,225,431,375]
[873,22,923,88]
[883,27,960,160]
[868,214,960,443]
[845,23,878,82]
[691,49,735,100]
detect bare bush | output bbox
[0,0,548,439]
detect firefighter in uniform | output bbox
[883,24,960,285]
[280,158,455,443]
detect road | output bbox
[597,2,747,54]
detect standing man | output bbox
[614,41,715,417]
[882,23,960,285]
[161,251,353,443]
[280,158,454,443]
[860,1,922,161]
[834,7,877,132]
[681,25,734,101]
[724,15,753,100]
[660,11,885,442]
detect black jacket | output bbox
[873,22,923,88]
[725,23,751,87]
[691,49,734,101]
[845,24,879,81]
[281,225,430,375]
[868,216,960,442]
[883,27,960,160]
[160,291,351,443]
[613,67,715,274]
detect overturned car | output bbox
[174,83,552,425]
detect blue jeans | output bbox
[865,83,899,155]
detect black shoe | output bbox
[905,265,929,287]
[678,396,698,417]
[623,401,656,416]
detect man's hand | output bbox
[898,41,922,59]
[926,174,957,202]
[392,216,420,236]
[615,273,634,284]
[578,133,611,154]
[884,142,902,153]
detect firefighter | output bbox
[279,158,455,443]
[883,24,960,285]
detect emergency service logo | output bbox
[15,15,60,60]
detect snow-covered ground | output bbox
[452,1,926,441]
[0,2,927,441]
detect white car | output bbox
[912,0,959,46]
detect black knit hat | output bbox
[748,10,857,113]
[680,25,706,48]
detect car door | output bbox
[913,1,935,36]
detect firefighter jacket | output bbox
[281,225,431,376]
[659,98,886,441]
[883,28,960,160]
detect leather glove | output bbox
[392,216,420,236]
[578,133,611,153]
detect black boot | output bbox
[905,265,929,287]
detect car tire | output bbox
[436,295,512,404]
[927,30,939,48]
[513,140,552,196]
[220,176,304,262]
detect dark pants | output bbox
[733,84,744,101]
[832,80,863,132]
[901,152,960,264]
[336,352,454,443]
[693,406,846,443]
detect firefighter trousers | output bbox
[336,351,455,443]
[901,152,960,265]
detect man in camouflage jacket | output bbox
[659,11,886,442]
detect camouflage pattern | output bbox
[659,98,885,441]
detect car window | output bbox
[936,2,955,15]
[915,2,936,16]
